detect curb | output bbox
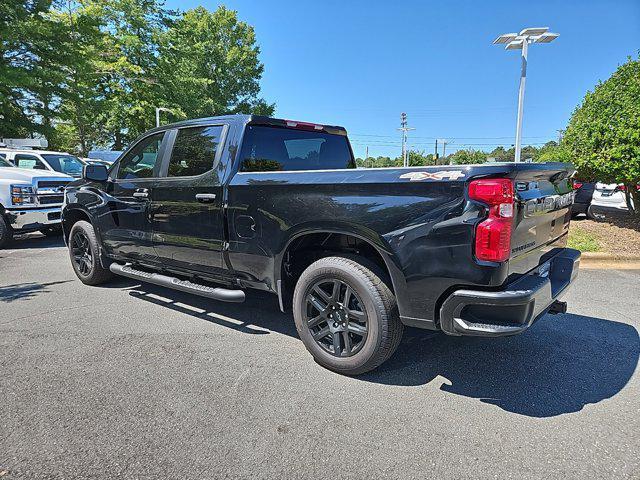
[579,252,640,269]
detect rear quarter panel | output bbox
[227,166,510,321]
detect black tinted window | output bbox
[117,133,164,180]
[167,126,224,177]
[240,126,354,172]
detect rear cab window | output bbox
[240,125,355,172]
[166,125,224,177]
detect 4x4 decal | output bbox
[399,170,466,181]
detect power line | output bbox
[350,141,552,147]
[350,133,551,140]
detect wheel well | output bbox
[279,232,393,311]
[62,209,92,242]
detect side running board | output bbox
[109,263,245,303]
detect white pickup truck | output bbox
[0,156,73,248]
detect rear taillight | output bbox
[572,181,583,190]
[469,178,514,262]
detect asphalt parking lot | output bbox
[1,235,639,479]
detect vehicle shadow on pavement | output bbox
[5,234,65,250]
[362,313,640,418]
[123,282,298,337]
[111,281,639,418]
[0,280,73,302]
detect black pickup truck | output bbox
[62,115,580,374]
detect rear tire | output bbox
[0,215,13,249]
[586,204,597,220]
[68,220,113,285]
[293,256,403,375]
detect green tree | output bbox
[537,140,572,163]
[562,55,640,213]
[0,0,59,138]
[447,149,486,165]
[155,6,274,122]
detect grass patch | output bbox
[568,227,601,252]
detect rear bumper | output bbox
[439,248,580,337]
[5,207,62,231]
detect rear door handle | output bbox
[195,193,217,203]
[133,188,149,199]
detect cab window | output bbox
[240,126,355,172]
[14,154,48,170]
[167,125,224,177]
[117,133,165,180]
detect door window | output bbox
[167,125,224,177]
[117,133,165,180]
[15,154,48,170]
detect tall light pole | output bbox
[398,112,415,167]
[155,107,172,127]
[493,27,559,162]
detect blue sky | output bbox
[164,0,639,158]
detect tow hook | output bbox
[548,300,567,315]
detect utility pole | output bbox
[434,139,438,162]
[398,112,415,167]
[365,146,369,167]
[441,139,448,164]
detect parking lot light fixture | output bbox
[493,27,559,162]
[155,107,172,127]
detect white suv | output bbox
[0,155,74,247]
[0,148,85,178]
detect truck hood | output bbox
[0,167,73,183]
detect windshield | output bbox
[0,157,14,168]
[41,154,84,176]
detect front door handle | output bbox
[195,193,217,203]
[133,188,149,199]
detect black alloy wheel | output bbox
[71,230,93,276]
[304,278,368,357]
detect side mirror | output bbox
[83,164,109,182]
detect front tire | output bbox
[68,220,113,285]
[293,256,403,375]
[0,215,13,248]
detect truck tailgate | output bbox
[508,165,574,276]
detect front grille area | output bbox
[37,180,71,189]
[36,180,70,207]
[38,195,64,205]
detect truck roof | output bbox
[148,114,348,136]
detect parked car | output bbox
[0,148,85,178]
[62,115,580,374]
[571,180,596,219]
[590,183,636,215]
[0,155,73,247]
